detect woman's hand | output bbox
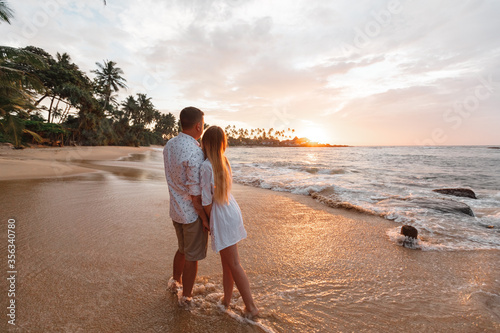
[202,218,210,233]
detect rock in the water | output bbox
[377,197,475,217]
[401,225,418,239]
[432,188,477,199]
[408,197,475,216]
[401,225,419,248]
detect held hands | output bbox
[202,218,210,233]
[202,203,212,234]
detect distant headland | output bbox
[223,126,348,147]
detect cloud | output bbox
[2,0,500,144]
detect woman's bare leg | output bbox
[220,255,234,307]
[220,244,259,316]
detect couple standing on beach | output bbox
[163,106,259,318]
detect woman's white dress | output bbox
[200,159,247,252]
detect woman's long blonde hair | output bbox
[201,126,232,204]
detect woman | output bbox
[200,126,259,318]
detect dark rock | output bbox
[433,188,477,199]
[401,225,419,248]
[401,225,418,239]
[487,147,500,149]
[407,198,475,217]
[377,197,475,217]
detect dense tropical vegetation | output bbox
[1,1,345,149]
[0,1,177,148]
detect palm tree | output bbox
[154,111,176,140]
[0,1,14,23]
[0,9,46,114]
[136,93,155,125]
[1,3,48,146]
[121,95,137,122]
[92,60,127,111]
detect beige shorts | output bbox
[172,217,208,261]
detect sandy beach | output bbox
[0,147,499,332]
[0,145,153,181]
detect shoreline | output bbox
[227,144,351,148]
[0,146,498,332]
[0,145,155,181]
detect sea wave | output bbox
[226,146,500,251]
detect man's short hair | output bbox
[180,107,204,130]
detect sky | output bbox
[2,0,500,145]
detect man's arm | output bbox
[191,195,209,232]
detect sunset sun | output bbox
[299,125,330,144]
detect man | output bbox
[163,106,209,300]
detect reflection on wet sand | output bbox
[0,174,260,332]
[75,150,166,181]
[77,161,161,181]
[0,149,499,332]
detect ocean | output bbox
[226,146,500,251]
[1,145,499,332]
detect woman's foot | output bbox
[243,307,260,320]
[178,295,193,308]
[220,293,233,309]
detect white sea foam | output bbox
[167,277,276,332]
[386,227,451,251]
[226,146,500,251]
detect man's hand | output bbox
[202,218,210,233]
[202,203,212,233]
[191,195,209,232]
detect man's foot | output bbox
[178,295,193,307]
[167,277,182,293]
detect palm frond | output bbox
[0,1,14,24]
[0,65,46,92]
[0,46,47,69]
[23,129,43,143]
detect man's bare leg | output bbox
[173,250,185,284]
[182,260,198,298]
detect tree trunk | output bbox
[47,96,55,123]
[59,103,71,124]
[53,98,61,122]
[35,94,49,107]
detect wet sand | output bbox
[0,147,499,332]
[0,146,152,181]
